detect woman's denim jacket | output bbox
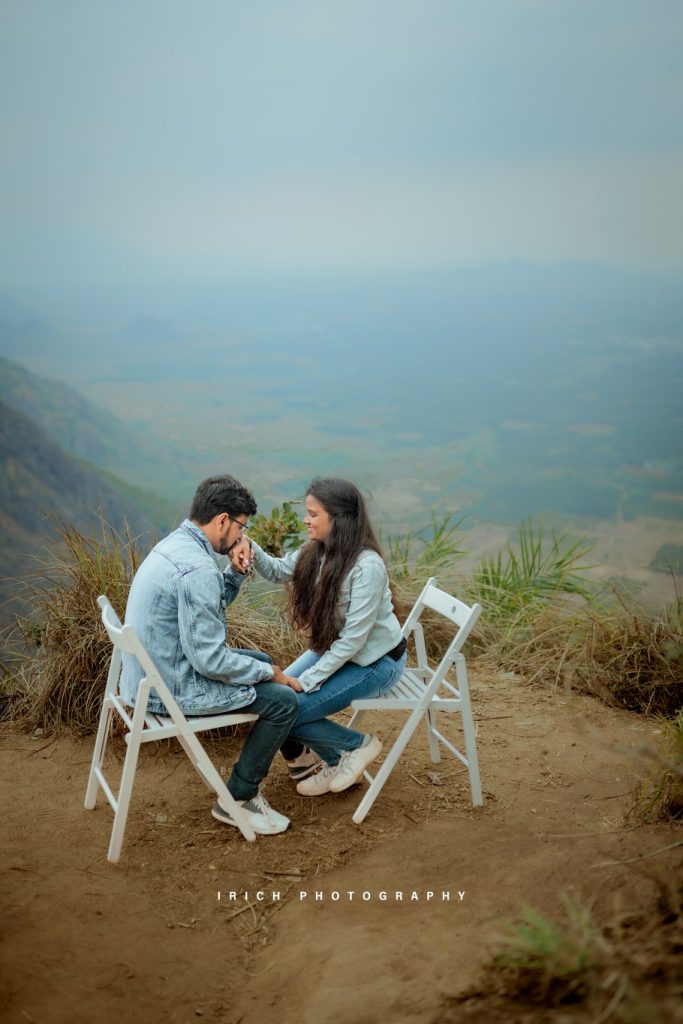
[120,519,273,714]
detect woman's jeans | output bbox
[282,649,408,766]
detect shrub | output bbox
[633,708,683,821]
[578,599,683,716]
[248,501,306,556]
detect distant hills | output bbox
[0,355,188,501]
[0,390,176,624]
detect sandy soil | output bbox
[1,673,680,1024]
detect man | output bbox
[121,475,299,835]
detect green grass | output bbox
[468,519,595,623]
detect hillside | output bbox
[0,399,174,622]
[0,355,187,500]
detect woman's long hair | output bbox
[290,478,384,653]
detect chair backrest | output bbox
[97,594,176,713]
[402,577,482,679]
[98,595,133,651]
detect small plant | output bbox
[248,501,306,556]
[454,886,683,1021]
[385,513,467,655]
[387,512,465,583]
[470,520,594,623]
[495,895,609,1004]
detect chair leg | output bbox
[456,657,483,806]
[425,709,441,763]
[176,733,215,793]
[107,696,155,863]
[107,730,143,863]
[352,703,428,825]
[175,730,257,842]
[347,708,366,731]
[85,701,114,810]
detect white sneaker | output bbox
[329,736,383,793]
[296,762,339,796]
[212,792,290,834]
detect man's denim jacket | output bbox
[120,519,273,714]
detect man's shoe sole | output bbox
[288,762,323,781]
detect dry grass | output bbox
[0,521,143,734]
[632,709,683,822]
[2,515,681,736]
[228,580,307,670]
[578,600,683,716]
[0,527,307,736]
[474,595,682,718]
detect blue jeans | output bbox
[193,649,299,802]
[282,649,407,765]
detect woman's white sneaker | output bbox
[329,736,383,792]
[296,762,338,796]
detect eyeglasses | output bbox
[227,516,249,535]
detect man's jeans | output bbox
[195,649,298,802]
[282,648,408,765]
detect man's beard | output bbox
[219,537,239,557]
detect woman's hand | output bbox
[230,537,253,574]
[271,666,303,691]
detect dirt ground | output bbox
[1,673,681,1024]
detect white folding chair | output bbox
[85,595,260,862]
[349,577,483,824]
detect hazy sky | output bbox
[1,0,682,296]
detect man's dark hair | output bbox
[190,475,257,524]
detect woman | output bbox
[231,477,407,796]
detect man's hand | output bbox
[230,537,253,574]
[271,666,303,692]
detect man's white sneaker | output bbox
[212,792,290,834]
[284,746,323,781]
[329,736,383,793]
[296,762,339,796]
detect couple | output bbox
[120,474,407,836]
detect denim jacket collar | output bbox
[179,518,216,560]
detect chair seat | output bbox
[142,709,259,735]
[108,692,259,743]
[351,668,462,711]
